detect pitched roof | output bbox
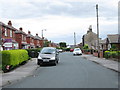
[0,21,17,31]
[107,34,119,43]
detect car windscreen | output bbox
[41,48,56,54]
[74,49,80,51]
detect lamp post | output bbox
[41,29,46,47]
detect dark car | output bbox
[37,47,59,65]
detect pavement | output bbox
[0,53,119,88]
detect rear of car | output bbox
[73,48,82,55]
[37,47,59,65]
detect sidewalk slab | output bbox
[0,58,39,87]
[81,54,119,72]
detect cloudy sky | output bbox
[0,0,119,45]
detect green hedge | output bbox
[2,49,29,72]
[26,48,42,58]
[104,51,120,59]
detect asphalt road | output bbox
[4,52,118,88]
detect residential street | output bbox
[3,52,118,88]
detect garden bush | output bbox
[104,51,120,59]
[2,49,29,72]
[26,48,42,58]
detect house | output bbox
[15,27,28,49]
[99,34,120,50]
[106,34,120,50]
[82,25,98,49]
[34,33,42,48]
[26,31,35,49]
[0,21,18,50]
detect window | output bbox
[4,28,7,36]
[10,30,12,37]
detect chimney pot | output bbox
[19,27,23,31]
[8,21,12,26]
[36,33,38,36]
[28,31,31,34]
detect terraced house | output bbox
[15,27,29,49]
[0,21,18,50]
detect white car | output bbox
[73,48,82,55]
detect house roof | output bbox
[15,30,26,35]
[107,34,119,43]
[0,21,17,31]
[99,38,107,44]
[34,35,42,40]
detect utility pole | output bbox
[74,32,76,48]
[96,4,100,57]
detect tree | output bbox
[59,42,67,48]
[83,44,89,49]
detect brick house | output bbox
[26,31,35,49]
[15,27,28,49]
[0,21,18,50]
[34,33,42,48]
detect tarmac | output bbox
[0,54,119,88]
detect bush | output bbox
[2,49,29,72]
[26,48,42,58]
[104,51,120,59]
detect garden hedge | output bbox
[26,48,42,58]
[2,49,29,71]
[104,51,120,60]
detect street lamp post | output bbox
[41,29,46,47]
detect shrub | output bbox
[83,44,89,49]
[26,48,42,58]
[2,49,29,72]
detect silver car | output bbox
[37,47,59,65]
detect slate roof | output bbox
[107,34,120,43]
[0,21,17,31]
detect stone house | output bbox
[82,25,98,49]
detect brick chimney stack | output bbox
[8,21,12,26]
[19,27,23,31]
[28,31,31,34]
[36,33,38,36]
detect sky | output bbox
[0,0,119,45]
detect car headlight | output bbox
[50,57,55,60]
[38,56,42,59]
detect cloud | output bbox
[0,0,118,44]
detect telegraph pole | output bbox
[74,32,76,48]
[96,4,100,57]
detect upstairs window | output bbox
[10,30,12,37]
[4,28,7,37]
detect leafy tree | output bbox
[83,44,89,49]
[59,42,67,48]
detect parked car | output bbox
[73,48,82,55]
[70,49,74,52]
[58,49,63,53]
[37,47,59,65]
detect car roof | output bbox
[42,47,56,49]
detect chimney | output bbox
[28,31,31,34]
[19,27,23,31]
[8,21,12,26]
[36,33,38,36]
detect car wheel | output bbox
[54,61,57,66]
[37,61,40,65]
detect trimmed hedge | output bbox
[2,49,29,72]
[104,51,120,60]
[26,48,42,58]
